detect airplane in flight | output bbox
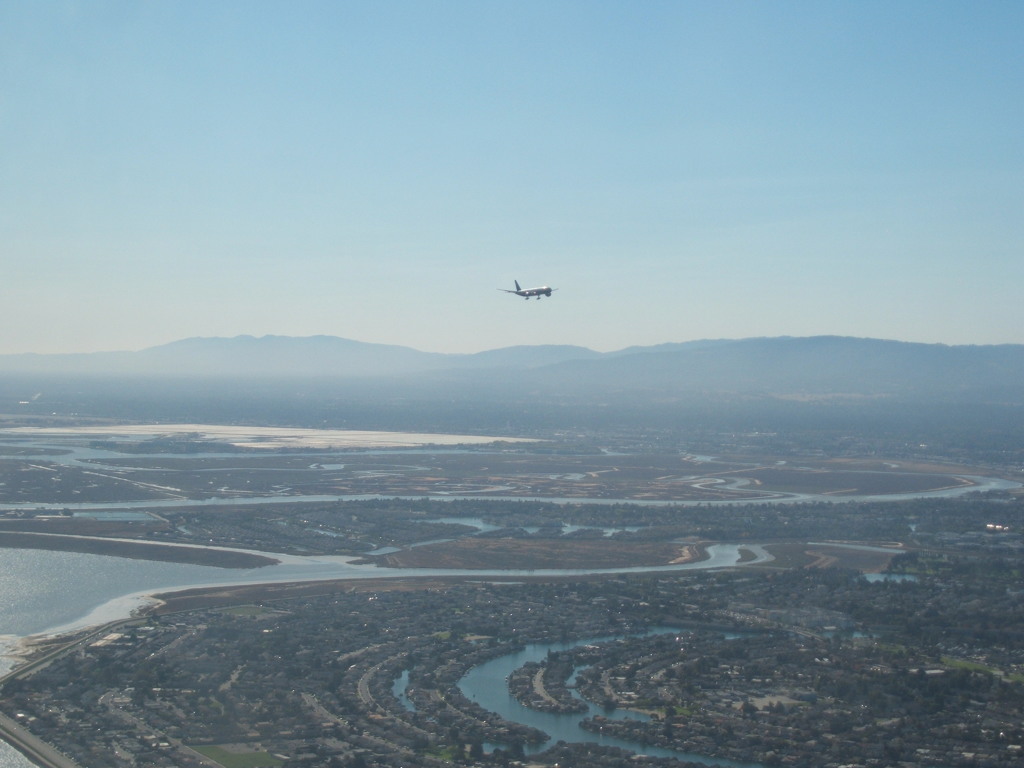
[499,280,557,299]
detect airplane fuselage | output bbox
[500,280,556,299]
[513,286,553,298]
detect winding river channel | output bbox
[392,630,761,765]
[0,545,765,768]
[453,632,762,766]
[0,544,769,647]
[0,436,1019,513]
[1,430,1019,766]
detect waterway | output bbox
[454,632,760,766]
[2,469,1018,512]
[0,433,1018,513]
[0,544,768,653]
[0,543,762,767]
[0,430,1015,766]
[0,746,31,768]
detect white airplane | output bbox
[499,280,557,299]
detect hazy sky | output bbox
[3,1,1022,355]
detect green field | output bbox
[192,746,284,768]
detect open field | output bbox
[757,541,903,571]
[193,745,283,768]
[365,537,704,569]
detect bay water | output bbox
[0,543,756,766]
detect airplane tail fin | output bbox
[514,280,521,291]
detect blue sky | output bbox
[2,1,1022,354]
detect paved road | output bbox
[0,712,81,768]
[0,621,134,768]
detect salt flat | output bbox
[2,424,534,449]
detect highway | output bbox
[0,621,135,768]
[0,711,81,768]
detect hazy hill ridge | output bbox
[0,335,600,377]
[3,334,1024,402]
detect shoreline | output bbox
[0,591,166,677]
[0,539,728,675]
[0,572,613,677]
[0,531,278,569]
[0,540,809,678]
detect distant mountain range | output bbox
[3,334,1024,403]
[0,335,600,378]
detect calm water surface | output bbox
[1,431,1005,766]
[0,545,760,662]
[0,544,758,765]
[0,745,32,768]
[457,632,761,766]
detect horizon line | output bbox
[2,332,1023,359]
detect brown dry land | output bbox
[0,518,159,538]
[0,531,277,569]
[723,466,973,496]
[802,542,903,572]
[758,541,903,572]
[365,537,705,570]
[143,538,893,617]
